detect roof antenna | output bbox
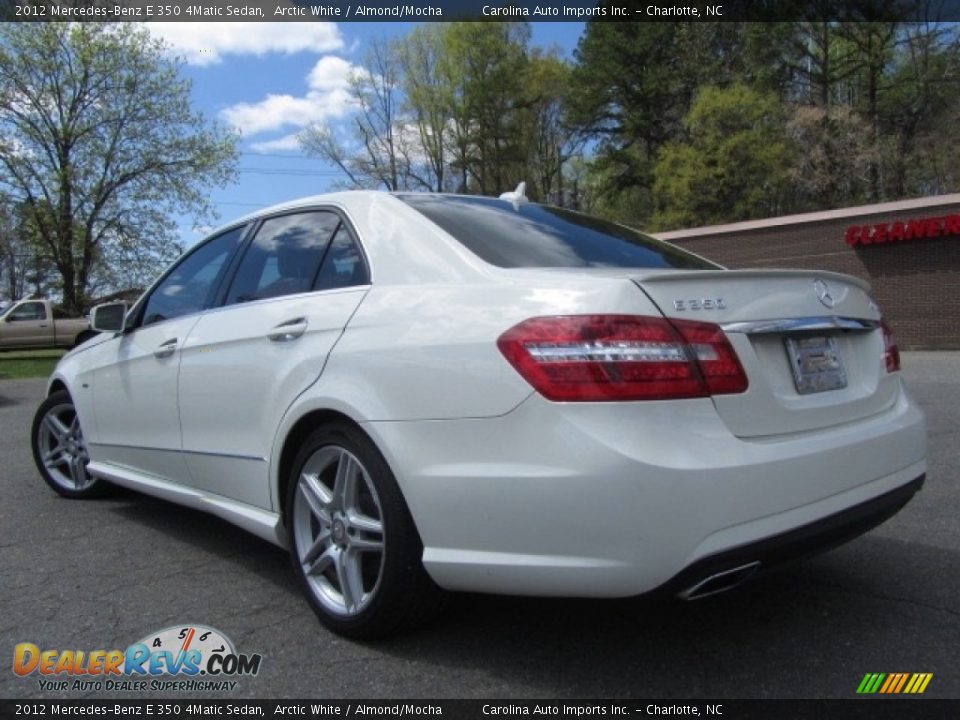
[499,182,528,211]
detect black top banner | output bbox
[7,0,960,22]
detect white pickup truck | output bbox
[0,299,94,351]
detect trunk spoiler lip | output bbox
[720,316,880,335]
[630,268,872,292]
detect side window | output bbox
[225,211,339,305]
[141,226,245,327]
[8,302,46,321]
[52,306,81,319]
[314,223,370,291]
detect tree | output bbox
[876,22,960,197]
[785,104,880,209]
[0,23,238,313]
[519,52,582,204]
[444,22,532,196]
[566,21,758,224]
[398,25,452,192]
[300,37,444,193]
[651,85,792,229]
[300,38,413,192]
[0,200,53,301]
[306,23,566,199]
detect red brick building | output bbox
[658,194,960,350]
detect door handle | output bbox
[154,338,178,359]
[267,318,308,342]
[39,324,49,328]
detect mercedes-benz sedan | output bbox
[32,190,927,638]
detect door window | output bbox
[225,211,340,305]
[141,226,245,327]
[313,223,370,291]
[7,302,46,321]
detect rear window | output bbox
[398,194,716,270]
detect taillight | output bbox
[496,315,747,402]
[881,320,900,373]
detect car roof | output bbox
[214,190,525,234]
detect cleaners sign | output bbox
[845,213,960,246]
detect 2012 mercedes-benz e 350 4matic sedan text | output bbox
[32,188,926,638]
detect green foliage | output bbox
[652,85,792,229]
[566,21,760,223]
[444,22,532,195]
[398,25,452,192]
[568,18,960,229]
[303,22,575,202]
[0,23,238,312]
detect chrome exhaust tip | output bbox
[677,561,761,601]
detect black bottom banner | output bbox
[1,699,958,720]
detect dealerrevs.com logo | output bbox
[13,625,262,693]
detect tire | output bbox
[286,422,445,639]
[31,390,106,499]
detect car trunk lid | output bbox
[632,269,898,438]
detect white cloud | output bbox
[222,94,328,135]
[146,22,343,66]
[308,56,354,91]
[221,87,352,135]
[249,134,303,153]
[220,56,358,137]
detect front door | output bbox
[85,226,246,482]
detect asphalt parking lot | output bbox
[1,353,958,700]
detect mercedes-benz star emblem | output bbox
[814,279,835,308]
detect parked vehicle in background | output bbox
[31,189,927,639]
[0,299,93,350]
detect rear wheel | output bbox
[31,390,105,498]
[286,422,444,638]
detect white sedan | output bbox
[31,190,927,638]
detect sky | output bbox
[142,22,586,246]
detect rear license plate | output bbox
[785,335,847,394]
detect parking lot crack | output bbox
[812,578,960,619]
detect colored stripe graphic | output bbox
[893,673,909,693]
[857,673,932,694]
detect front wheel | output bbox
[286,423,444,638]
[31,390,105,498]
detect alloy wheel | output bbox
[36,401,94,492]
[292,445,386,617]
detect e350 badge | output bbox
[13,624,262,692]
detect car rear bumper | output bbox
[661,473,924,600]
[364,379,926,597]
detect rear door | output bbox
[176,209,370,509]
[633,269,895,438]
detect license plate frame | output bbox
[784,335,848,395]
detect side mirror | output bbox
[91,302,128,334]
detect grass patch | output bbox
[0,349,65,379]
